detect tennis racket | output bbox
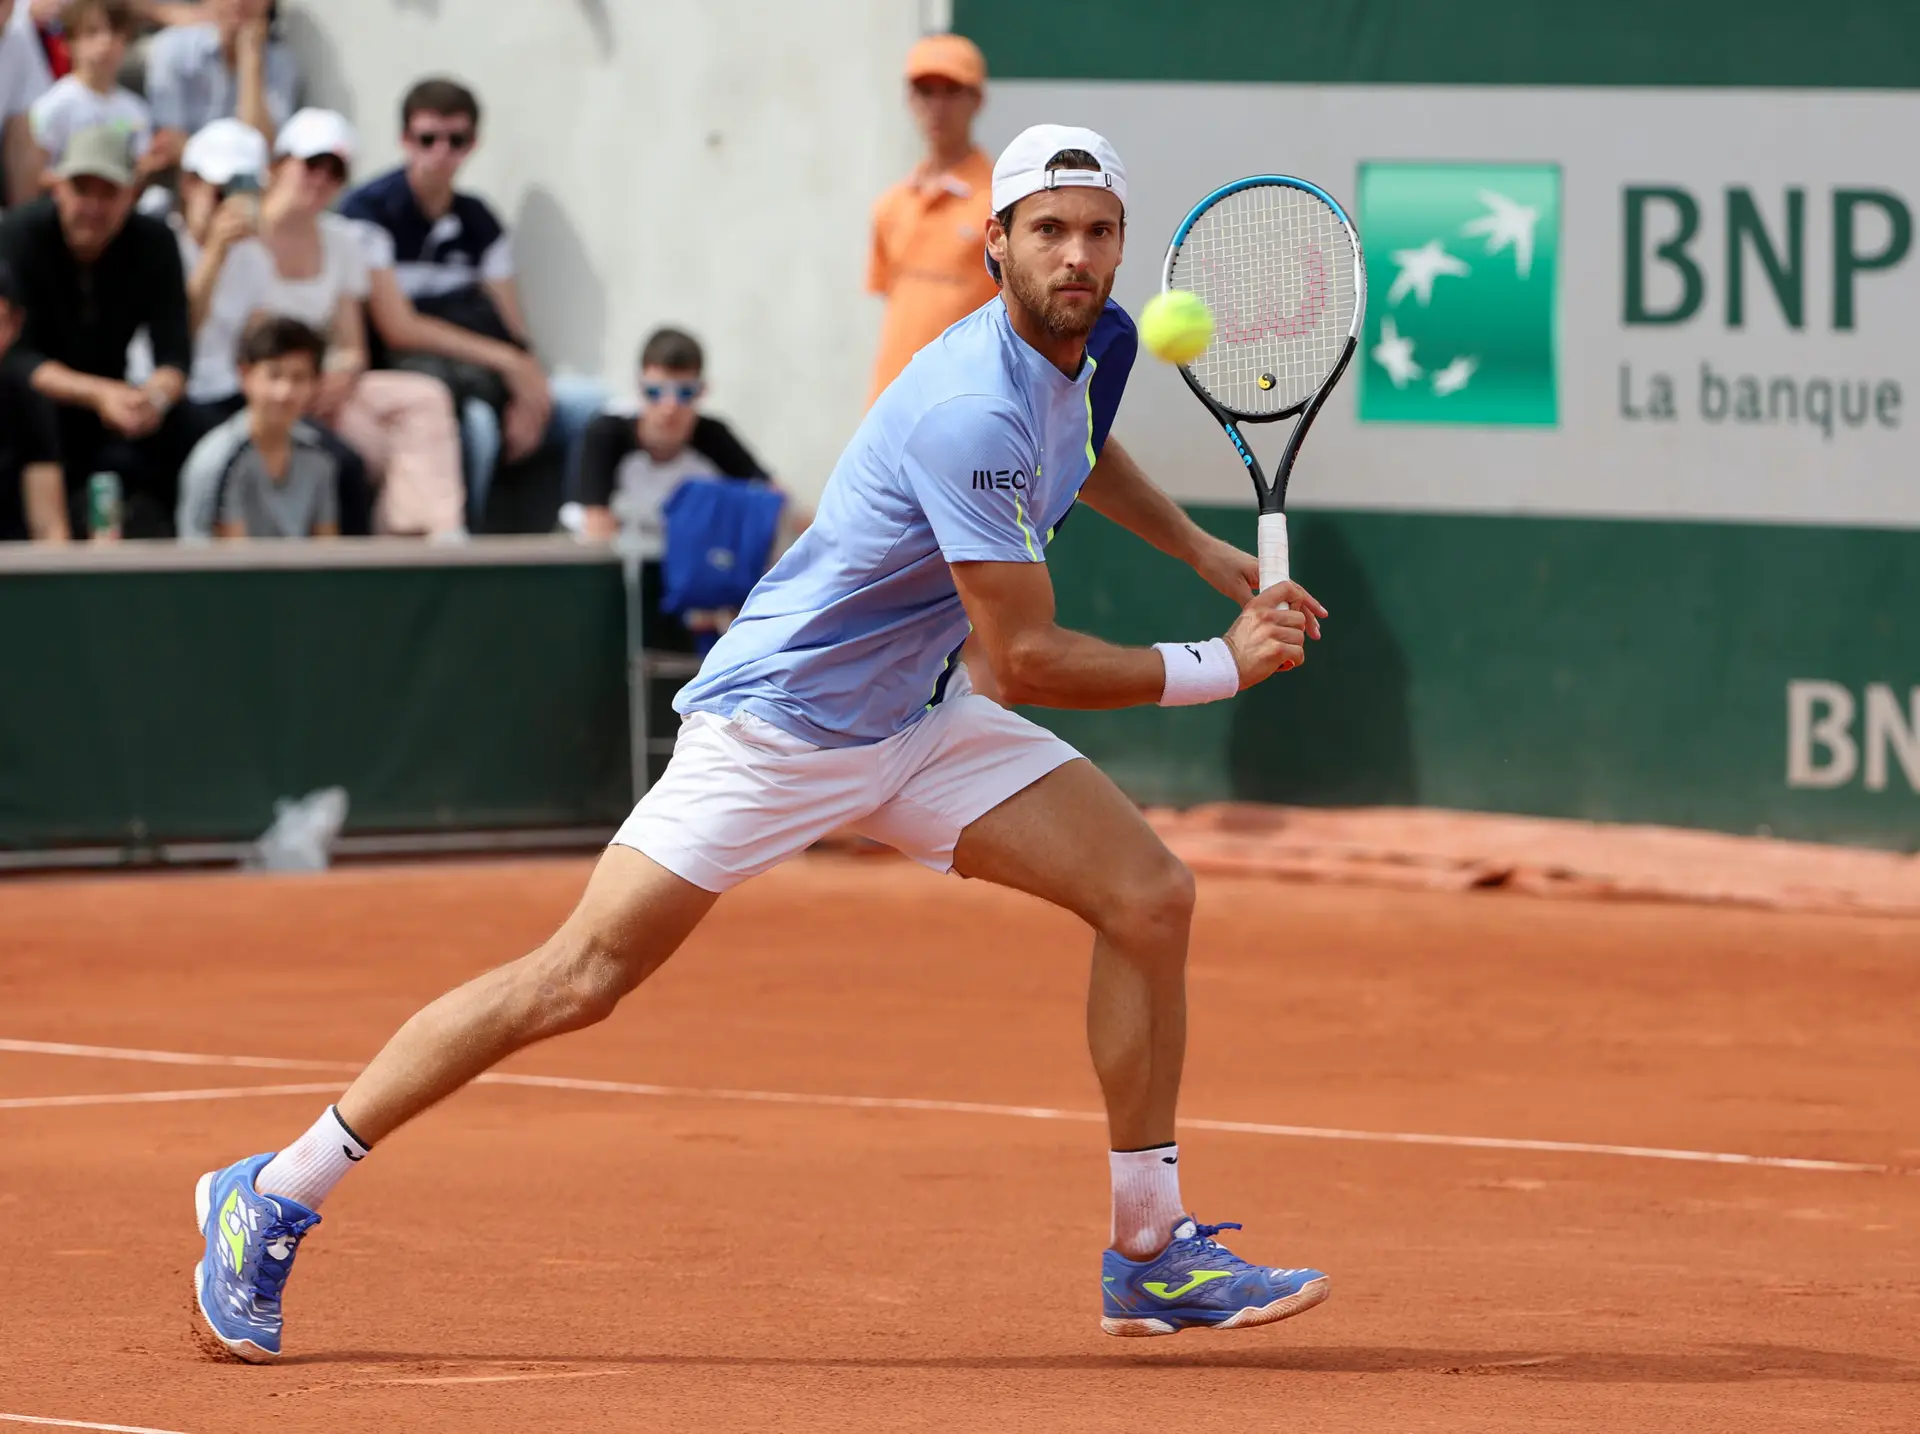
[1162,176,1367,595]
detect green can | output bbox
[87,471,122,539]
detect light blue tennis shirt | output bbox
[675,299,1109,747]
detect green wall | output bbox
[2,520,1911,856]
[1040,507,1920,851]
[954,0,1920,87]
[0,561,632,852]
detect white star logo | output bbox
[1431,355,1478,396]
[1460,190,1539,279]
[1371,317,1423,388]
[1385,239,1470,307]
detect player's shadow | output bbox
[1226,516,1416,805]
[294,1343,1920,1384]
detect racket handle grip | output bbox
[1258,512,1291,599]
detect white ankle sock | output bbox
[255,1106,371,1210]
[1110,1144,1185,1259]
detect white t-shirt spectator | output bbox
[30,76,152,164]
[145,23,298,136]
[190,210,368,401]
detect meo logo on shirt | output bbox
[971,468,1029,492]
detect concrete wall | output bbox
[285,0,937,501]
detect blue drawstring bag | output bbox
[660,478,786,650]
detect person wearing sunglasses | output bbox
[177,107,464,538]
[339,76,607,532]
[563,326,769,544]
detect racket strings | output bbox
[1171,185,1359,418]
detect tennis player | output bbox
[193,123,1332,1361]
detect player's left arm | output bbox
[1078,434,1257,604]
[952,559,1166,710]
[952,558,1318,709]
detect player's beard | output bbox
[1002,249,1113,341]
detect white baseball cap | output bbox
[274,108,358,162]
[990,123,1126,215]
[181,118,268,185]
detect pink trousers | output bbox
[329,372,466,536]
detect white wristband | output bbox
[1154,638,1240,706]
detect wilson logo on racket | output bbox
[1163,175,1366,594]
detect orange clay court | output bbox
[2,854,1917,1433]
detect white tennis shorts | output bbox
[611,675,1083,892]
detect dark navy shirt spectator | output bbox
[338,75,604,530]
[340,165,510,302]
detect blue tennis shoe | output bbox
[1101,1217,1329,1336]
[193,1153,320,1362]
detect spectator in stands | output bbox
[0,123,191,535]
[564,326,768,542]
[0,257,67,540]
[865,33,997,405]
[12,0,61,80]
[182,107,464,537]
[1,0,53,206]
[341,76,606,531]
[139,1,210,26]
[158,113,374,533]
[28,0,180,186]
[176,313,337,539]
[170,113,260,416]
[20,0,62,77]
[146,0,293,145]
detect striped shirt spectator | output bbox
[339,76,604,530]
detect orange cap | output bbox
[905,33,986,89]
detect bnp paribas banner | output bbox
[982,84,1920,530]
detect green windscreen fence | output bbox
[3,518,1913,857]
[1038,506,1920,852]
[953,0,1920,87]
[0,547,632,854]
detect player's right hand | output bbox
[1224,581,1327,684]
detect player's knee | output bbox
[527,935,641,1033]
[1104,852,1196,944]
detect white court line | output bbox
[0,1036,1893,1176]
[0,1039,355,1072]
[374,1370,628,1387]
[0,1083,344,1111]
[0,1414,194,1434]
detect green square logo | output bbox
[1356,162,1560,426]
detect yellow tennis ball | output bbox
[1140,290,1214,365]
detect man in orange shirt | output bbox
[865,32,998,405]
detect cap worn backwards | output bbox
[990,123,1127,216]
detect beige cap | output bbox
[51,125,134,187]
